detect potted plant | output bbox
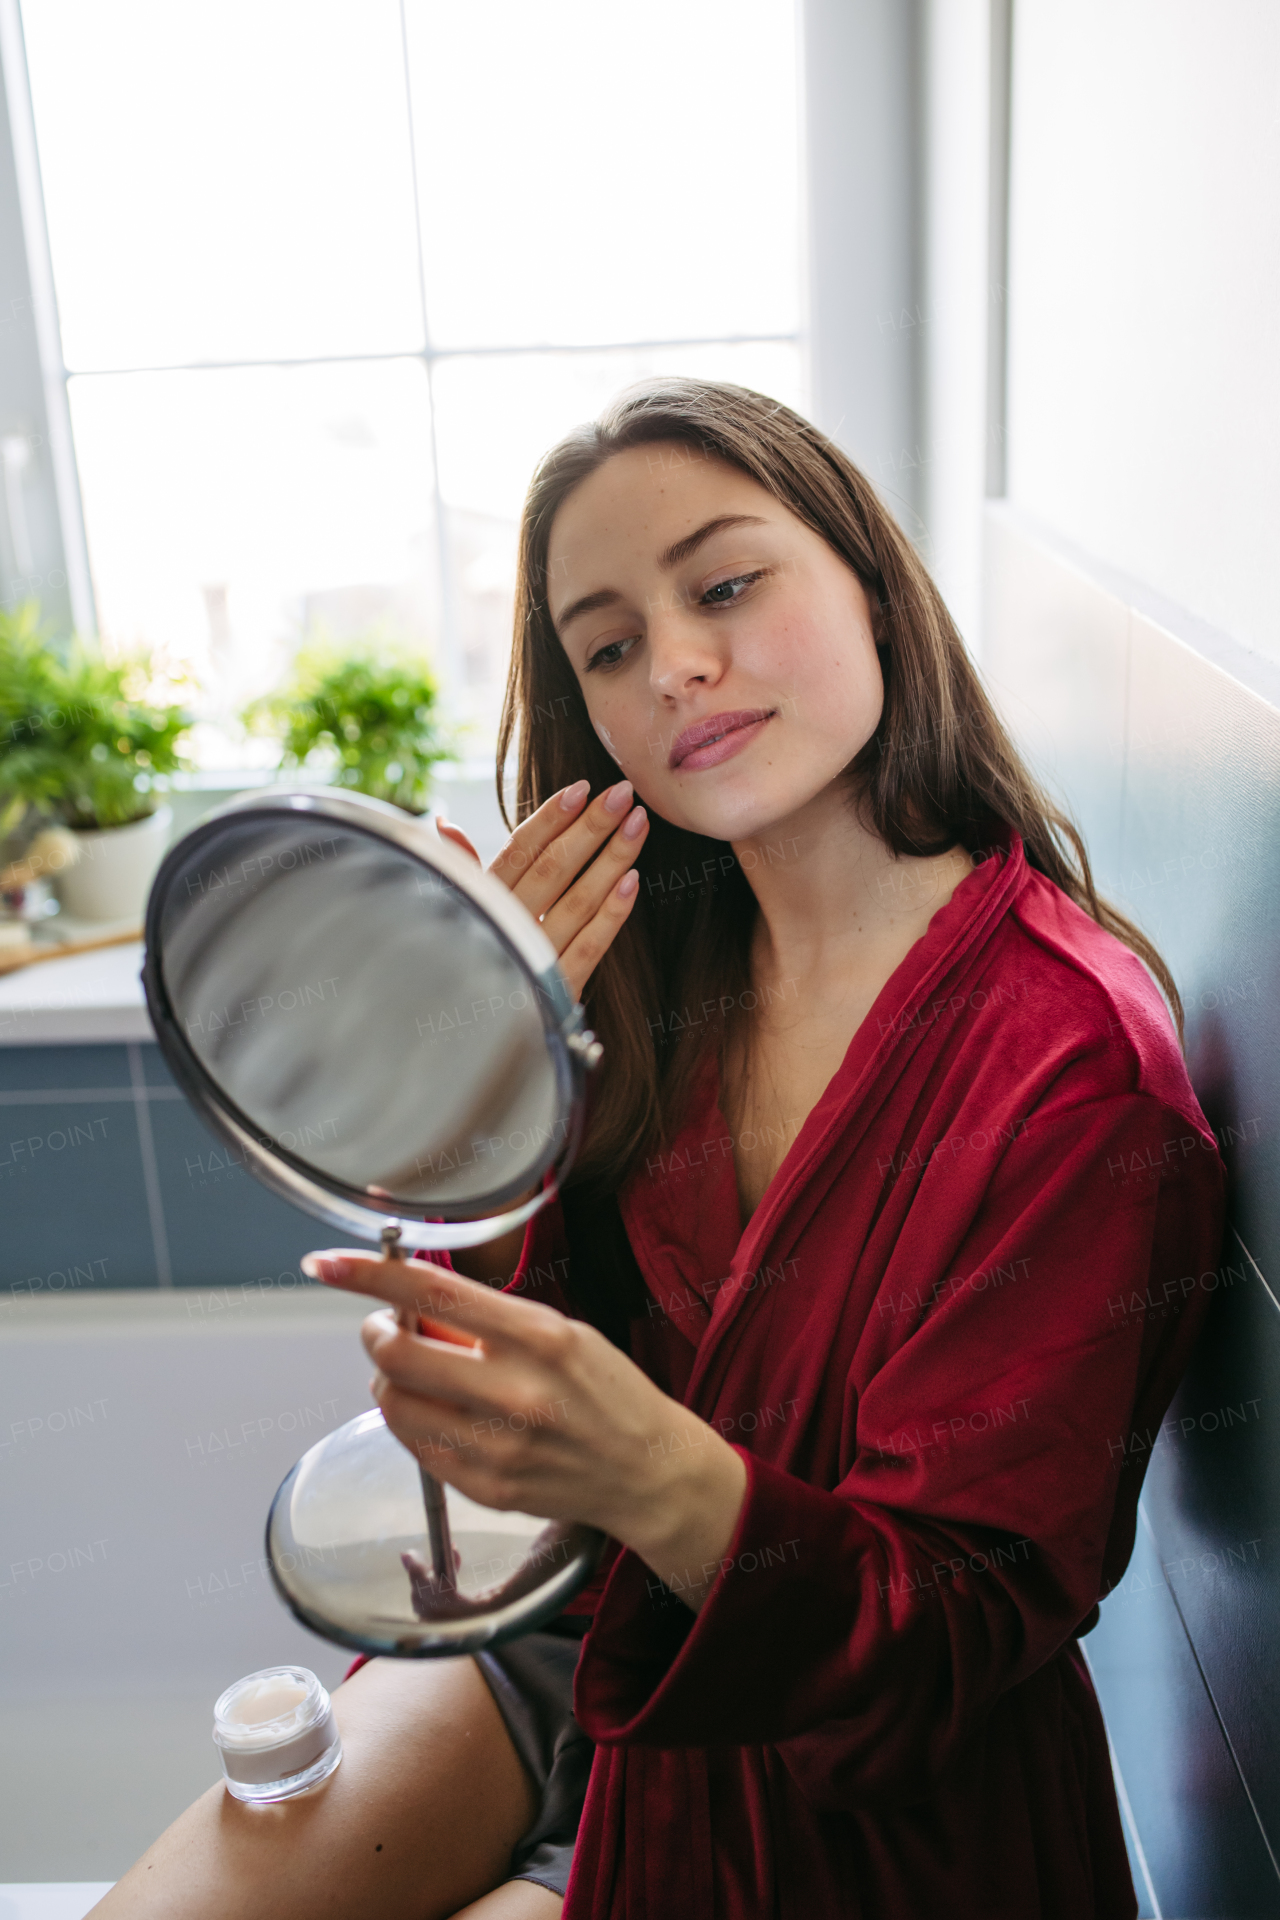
[243,636,457,814]
[0,604,193,923]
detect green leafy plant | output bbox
[243,638,457,814]
[0,604,193,836]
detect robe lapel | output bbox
[621,834,1028,1411]
[618,1047,741,1349]
[720,842,1023,1286]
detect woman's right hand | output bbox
[436,778,649,1004]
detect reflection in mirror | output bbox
[156,812,563,1209]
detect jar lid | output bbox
[213,1665,327,1752]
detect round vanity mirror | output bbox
[143,788,605,1654]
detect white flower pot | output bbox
[56,805,174,924]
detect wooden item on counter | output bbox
[0,924,143,976]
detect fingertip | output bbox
[436,818,482,864]
[303,1253,354,1284]
[616,869,640,900]
[559,779,590,812]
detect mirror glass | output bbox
[267,1411,604,1657]
[154,808,565,1211]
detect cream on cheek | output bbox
[589,713,623,763]
[594,697,667,801]
[569,660,638,763]
[564,635,661,776]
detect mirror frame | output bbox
[141,787,598,1252]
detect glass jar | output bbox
[212,1665,342,1803]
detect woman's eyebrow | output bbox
[553,587,623,638]
[658,513,769,571]
[552,514,771,637]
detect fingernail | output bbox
[621,804,647,840]
[604,779,633,814]
[560,780,590,811]
[616,870,639,899]
[302,1253,353,1283]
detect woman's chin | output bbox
[636,752,850,847]
[659,765,840,844]
[662,795,804,849]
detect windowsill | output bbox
[0,764,511,1046]
[167,757,500,789]
[0,940,149,1046]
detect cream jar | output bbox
[213,1665,342,1802]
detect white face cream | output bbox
[212,1666,342,1801]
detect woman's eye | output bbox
[700,570,766,606]
[585,634,639,673]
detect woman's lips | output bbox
[668,708,776,772]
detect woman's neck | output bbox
[730,782,975,1008]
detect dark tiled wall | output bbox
[985,506,1280,1915]
[0,1040,324,1298]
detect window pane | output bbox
[432,342,804,747]
[404,0,801,350]
[22,0,424,368]
[433,341,803,521]
[69,361,441,760]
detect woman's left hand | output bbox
[300,1249,749,1610]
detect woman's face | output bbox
[545,442,883,844]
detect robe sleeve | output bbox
[573,1087,1225,1806]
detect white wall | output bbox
[919,0,992,652]
[1005,0,1280,666]
[921,1,1280,676]
[803,0,922,528]
[0,1288,372,1879]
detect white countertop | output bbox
[0,771,509,1050]
[0,941,152,1046]
[0,1886,115,1919]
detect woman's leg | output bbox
[87,1654,542,1920]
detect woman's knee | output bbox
[90,1654,539,1920]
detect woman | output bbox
[98,380,1224,1919]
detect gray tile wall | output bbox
[985,503,1280,1915]
[1,1040,325,1297]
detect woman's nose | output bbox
[646,610,726,700]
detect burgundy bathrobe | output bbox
[504,828,1226,1919]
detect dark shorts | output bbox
[474,1615,594,1900]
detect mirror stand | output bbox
[383,1221,459,1598]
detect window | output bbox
[20,0,804,765]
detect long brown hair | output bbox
[498,378,1180,1190]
